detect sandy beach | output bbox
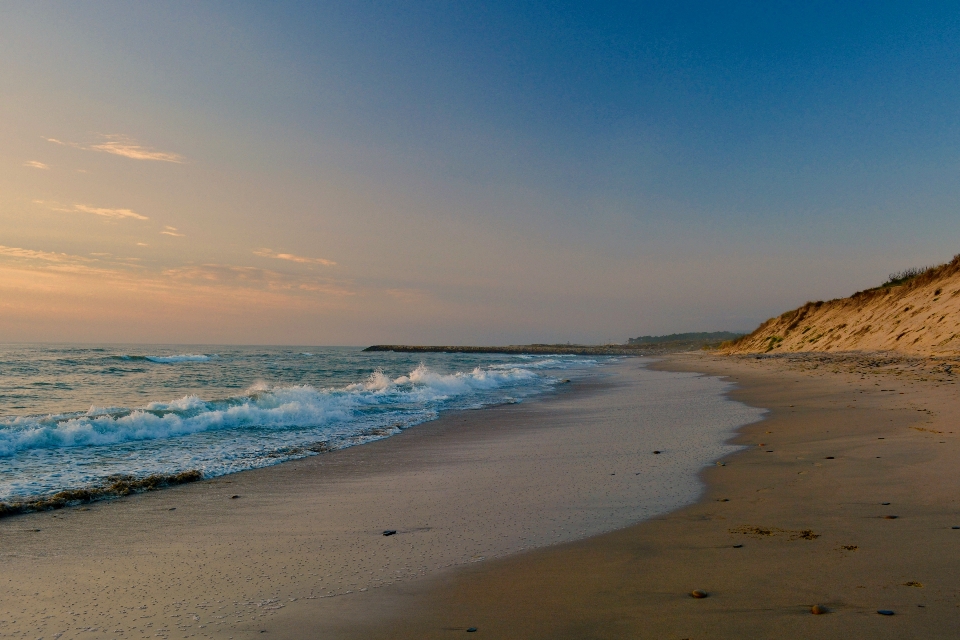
[337,352,960,639]
[4,352,959,639]
[0,358,756,639]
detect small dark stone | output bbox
[653,451,661,454]
[466,628,478,633]
[825,456,835,459]
[952,526,960,530]
[690,589,708,599]
[811,604,829,615]
[877,609,895,616]
[383,530,397,536]
[733,544,743,548]
[717,498,729,502]
[881,502,890,505]
[883,515,898,520]
[169,507,176,511]
[231,495,241,499]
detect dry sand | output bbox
[0,359,754,639]
[337,352,960,639]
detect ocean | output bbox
[0,344,601,503]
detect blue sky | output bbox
[1,2,959,344]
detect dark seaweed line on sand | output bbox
[0,471,203,519]
[0,429,397,520]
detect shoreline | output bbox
[331,351,960,639]
[0,358,757,639]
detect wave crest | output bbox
[0,363,545,457]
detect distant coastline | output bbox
[364,333,741,356]
[364,344,642,355]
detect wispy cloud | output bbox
[0,245,81,263]
[89,134,184,163]
[73,204,149,220]
[161,226,184,237]
[164,263,355,296]
[43,134,184,163]
[254,248,336,266]
[0,246,374,342]
[35,200,149,221]
[43,137,70,146]
[24,160,49,169]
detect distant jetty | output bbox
[364,335,738,356]
[364,344,641,355]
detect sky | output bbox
[2,1,960,345]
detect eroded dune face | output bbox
[724,255,960,356]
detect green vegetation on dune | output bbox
[880,266,935,288]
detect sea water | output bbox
[0,345,601,502]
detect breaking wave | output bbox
[115,354,215,363]
[0,364,540,457]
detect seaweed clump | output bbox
[730,525,820,540]
[0,470,203,519]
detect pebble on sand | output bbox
[732,544,743,548]
[383,530,398,536]
[230,495,241,499]
[877,610,895,616]
[690,589,708,599]
[952,526,960,530]
[883,515,898,519]
[811,604,829,615]
[653,450,661,454]
[466,627,478,632]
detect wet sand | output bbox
[0,359,755,639]
[332,352,960,639]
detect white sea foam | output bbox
[144,354,213,363]
[0,363,544,457]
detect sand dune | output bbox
[725,255,960,355]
